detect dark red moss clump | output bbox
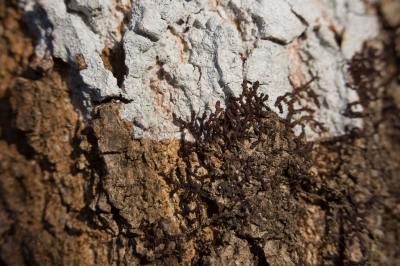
[139,80,321,263]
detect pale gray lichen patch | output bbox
[285,0,378,138]
[341,12,379,60]
[20,0,379,141]
[244,40,292,115]
[67,0,121,41]
[20,0,125,105]
[130,1,168,42]
[222,0,305,44]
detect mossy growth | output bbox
[136,73,385,265]
[137,79,325,264]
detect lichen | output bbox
[137,80,321,263]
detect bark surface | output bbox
[1,0,400,265]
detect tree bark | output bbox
[1,0,400,265]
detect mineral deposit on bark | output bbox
[19,0,378,140]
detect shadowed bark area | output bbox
[1,0,400,265]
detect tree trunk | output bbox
[1,0,400,265]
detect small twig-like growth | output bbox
[138,80,322,261]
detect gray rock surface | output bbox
[20,0,378,140]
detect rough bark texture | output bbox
[1,0,400,265]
